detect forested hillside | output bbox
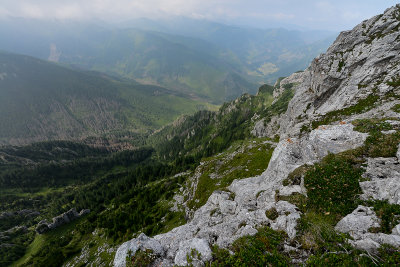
[0,18,333,102]
[0,51,216,145]
[0,82,281,266]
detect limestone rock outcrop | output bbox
[254,5,400,139]
[114,124,367,266]
[360,157,400,204]
[335,205,400,252]
[114,5,400,266]
[35,208,90,234]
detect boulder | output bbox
[35,220,50,234]
[336,206,400,252]
[392,224,400,236]
[335,205,380,239]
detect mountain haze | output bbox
[0,51,215,145]
[0,17,333,102]
[2,4,400,267]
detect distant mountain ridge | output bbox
[0,17,334,102]
[0,51,215,145]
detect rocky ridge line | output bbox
[113,5,400,266]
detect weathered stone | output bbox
[397,143,400,162]
[113,233,165,267]
[219,200,237,215]
[114,123,368,266]
[35,208,90,234]
[35,220,50,234]
[112,5,400,265]
[79,209,90,216]
[336,206,400,252]
[360,157,400,204]
[349,238,381,252]
[275,5,400,138]
[335,205,380,239]
[0,209,40,220]
[174,238,212,267]
[392,224,400,236]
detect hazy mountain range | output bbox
[0,17,335,103]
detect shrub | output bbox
[304,154,362,217]
[207,227,289,266]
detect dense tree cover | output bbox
[0,146,154,189]
[149,84,290,160]
[0,143,197,265]
[0,84,293,265]
[0,51,212,145]
[0,140,109,163]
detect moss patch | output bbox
[392,104,400,113]
[265,208,279,221]
[365,200,400,234]
[352,118,392,133]
[126,249,156,267]
[277,193,308,212]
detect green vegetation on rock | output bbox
[187,139,275,210]
[311,94,379,129]
[208,227,289,266]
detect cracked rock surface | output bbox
[360,156,400,205]
[335,206,400,252]
[114,124,367,266]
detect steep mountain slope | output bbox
[111,5,400,266]
[0,51,215,145]
[2,5,400,267]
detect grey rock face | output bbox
[35,208,90,234]
[360,157,400,204]
[35,220,50,234]
[113,5,400,265]
[270,201,301,239]
[334,205,380,239]
[174,238,212,266]
[79,209,90,216]
[114,124,367,266]
[392,224,400,236]
[273,71,305,99]
[397,143,400,161]
[114,233,165,267]
[0,209,40,220]
[275,5,400,138]
[251,115,281,138]
[336,206,400,252]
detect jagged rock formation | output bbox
[114,5,400,266]
[254,5,400,139]
[35,208,90,234]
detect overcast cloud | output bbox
[0,0,398,31]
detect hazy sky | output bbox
[0,0,398,31]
